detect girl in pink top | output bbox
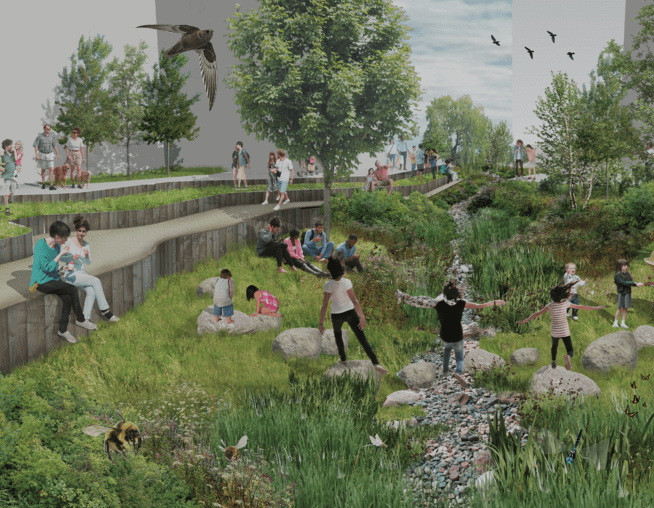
[518,281,605,371]
[525,144,536,180]
[283,229,329,278]
[247,285,281,317]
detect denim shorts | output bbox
[214,304,234,317]
[278,180,289,193]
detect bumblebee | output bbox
[82,412,142,462]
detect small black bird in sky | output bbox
[491,35,500,46]
[138,24,216,111]
[567,52,575,60]
[525,47,534,59]
[547,31,557,43]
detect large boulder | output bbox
[321,329,350,355]
[272,328,322,360]
[510,348,539,366]
[634,326,654,350]
[323,360,382,396]
[463,348,506,375]
[382,390,422,408]
[196,277,219,297]
[397,360,437,388]
[463,322,483,340]
[530,365,601,398]
[581,331,638,373]
[197,307,281,335]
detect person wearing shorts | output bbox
[64,127,86,189]
[373,161,393,195]
[33,124,61,190]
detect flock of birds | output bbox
[491,31,575,60]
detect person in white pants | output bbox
[59,215,119,323]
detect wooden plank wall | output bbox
[0,206,323,373]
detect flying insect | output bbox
[82,412,142,462]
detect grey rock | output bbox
[529,365,601,398]
[463,348,506,374]
[383,390,422,408]
[320,328,350,355]
[397,360,437,388]
[581,331,638,373]
[323,359,382,396]
[197,307,281,335]
[273,327,322,360]
[510,347,539,366]
[196,277,219,297]
[634,326,654,350]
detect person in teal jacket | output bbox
[30,221,98,343]
[513,139,526,178]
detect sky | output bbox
[0,0,630,175]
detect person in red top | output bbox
[373,160,393,195]
[518,281,605,371]
[283,229,329,278]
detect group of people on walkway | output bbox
[30,217,119,343]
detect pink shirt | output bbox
[15,151,23,166]
[284,237,305,260]
[526,148,536,163]
[374,167,388,180]
[548,301,571,338]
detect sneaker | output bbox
[102,311,119,322]
[564,355,571,371]
[78,184,83,189]
[283,199,290,205]
[49,185,56,191]
[551,361,557,369]
[454,373,468,389]
[58,330,77,343]
[572,316,578,321]
[273,205,280,211]
[374,364,388,375]
[612,321,619,328]
[621,322,629,329]
[261,200,268,205]
[41,183,46,190]
[76,319,98,330]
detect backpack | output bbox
[241,149,250,165]
[300,228,314,246]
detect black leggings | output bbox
[259,242,293,268]
[37,279,85,333]
[331,309,379,365]
[551,335,573,362]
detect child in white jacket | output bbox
[563,263,586,320]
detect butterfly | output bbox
[366,434,387,448]
[217,435,247,460]
[625,405,638,418]
[633,394,640,404]
[642,374,650,381]
[631,381,637,389]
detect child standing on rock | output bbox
[613,259,644,329]
[214,269,235,325]
[518,281,605,371]
[396,281,506,388]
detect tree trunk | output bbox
[126,138,131,177]
[166,140,170,177]
[323,176,332,243]
[606,160,609,203]
[583,175,594,209]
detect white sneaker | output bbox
[612,321,619,328]
[621,322,629,329]
[261,200,268,205]
[283,199,290,205]
[273,205,280,211]
[58,330,77,343]
[76,319,98,330]
[572,316,578,321]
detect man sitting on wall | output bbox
[373,160,394,195]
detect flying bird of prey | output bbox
[567,52,575,60]
[137,24,216,111]
[547,31,557,43]
[525,47,534,59]
[491,35,500,46]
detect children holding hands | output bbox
[517,281,606,371]
[213,269,235,325]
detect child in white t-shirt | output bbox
[318,257,387,375]
[213,268,235,325]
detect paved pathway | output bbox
[1,200,321,309]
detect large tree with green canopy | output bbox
[423,95,492,170]
[486,119,512,177]
[225,0,422,239]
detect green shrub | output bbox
[622,182,654,230]
[490,181,549,219]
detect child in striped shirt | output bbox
[518,281,605,371]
